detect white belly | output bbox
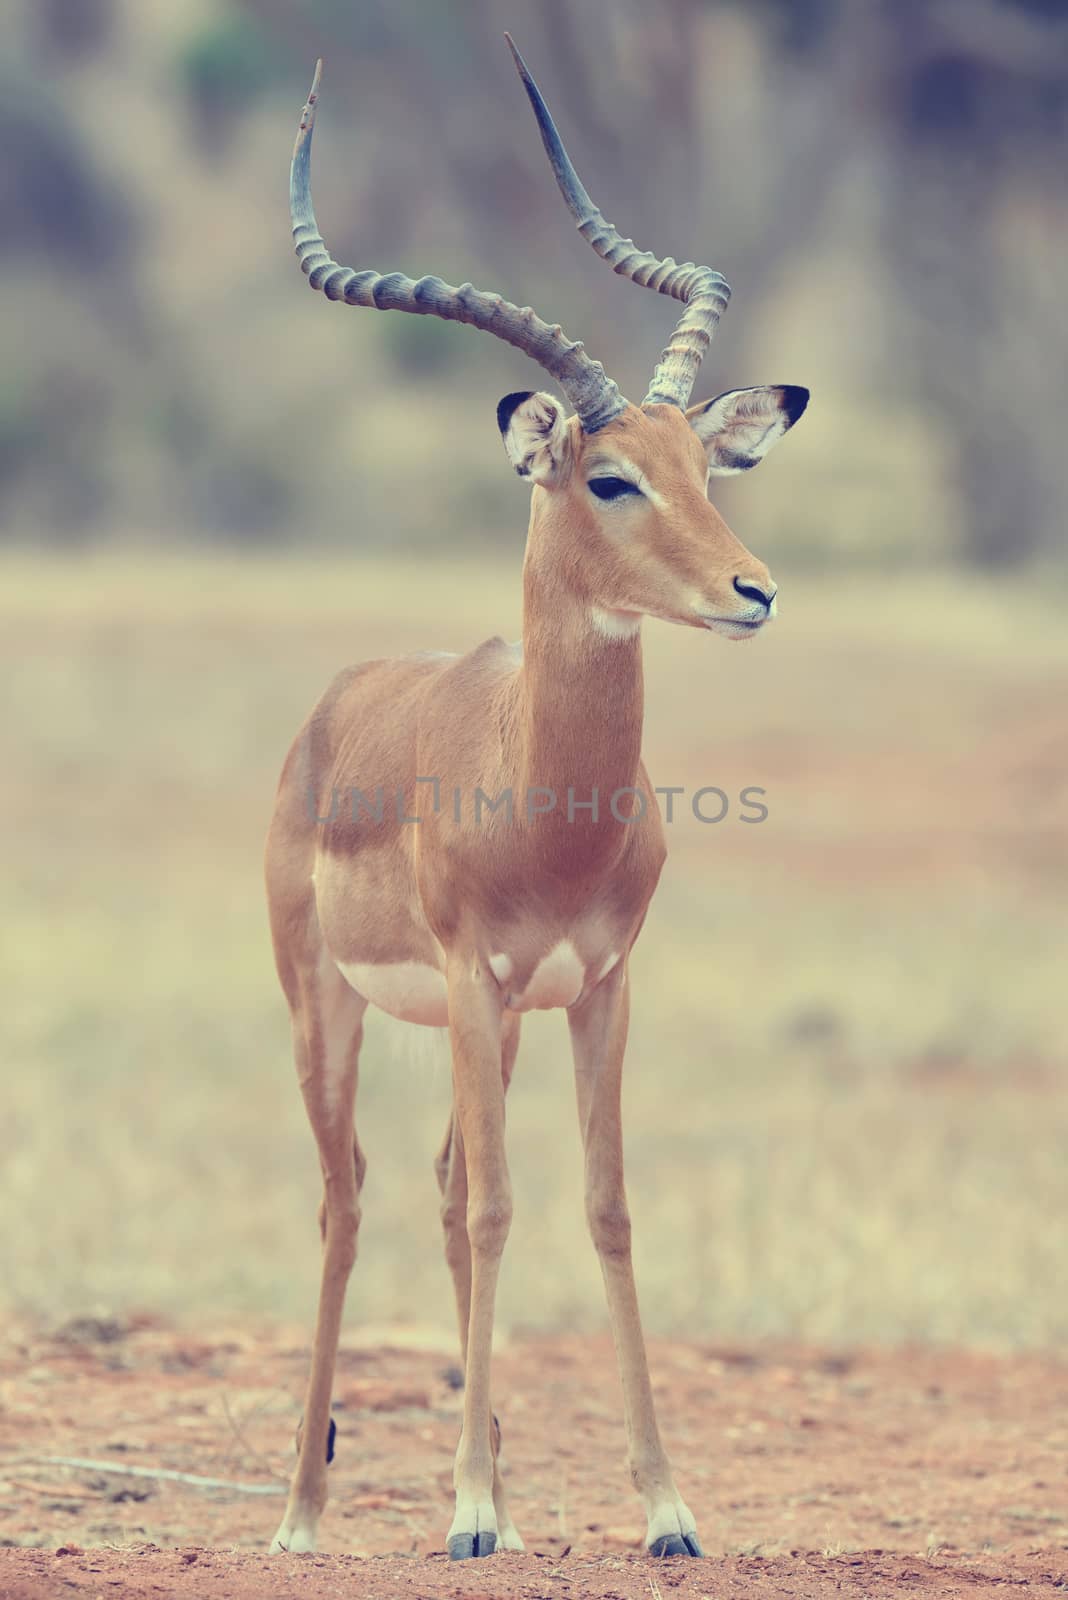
[337,960,449,1027]
[337,940,619,1027]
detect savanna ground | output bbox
[1,553,1067,1595]
[1,1318,1066,1598]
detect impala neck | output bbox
[517,529,645,846]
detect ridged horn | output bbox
[290,60,627,434]
[505,34,730,411]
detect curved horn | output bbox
[290,61,626,434]
[505,34,730,411]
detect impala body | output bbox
[265,38,807,1563]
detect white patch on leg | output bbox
[594,949,621,984]
[447,1495,499,1548]
[509,940,584,1012]
[645,1494,699,1545]
[270,1511,318,1555]
[492,1454,523,1550]
[488,952,513,986]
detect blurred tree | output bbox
[0,65,132,269]
[3,0,1063,557]
[186,447,294,540]
[177,10,286,153]
[871,0,1067,563]
[32,0,114,63]
[0,61,136,535]
[1,362,111,539]
[737,0,838,56]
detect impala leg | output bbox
[271,959,368,1556]
[568,962,703,1559]
[435,1010,521,1358]
[434,1113,471,1359]
[443,961,510,1560]
[435,1011,523,1552]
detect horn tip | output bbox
[294,58,322,144]
[298,59,323,133]
[503,32,530,83]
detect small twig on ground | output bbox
[23,1456,285,1495]
[220,1392,288,1482]
[6,1478,88,1499]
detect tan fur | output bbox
[264,399,780,1558]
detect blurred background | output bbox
[1,0,1066,1348]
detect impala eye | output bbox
[588,475,641,502]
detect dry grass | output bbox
[2,551,1066,1347]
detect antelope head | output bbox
[290,39,808,641]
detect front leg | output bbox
[445,952,512,1560]
[434,1011,525,1551]
[569,961,703,1559]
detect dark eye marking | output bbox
[588,475,642,502]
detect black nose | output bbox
[733,577,776,609]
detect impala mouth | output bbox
[700,613,769,639]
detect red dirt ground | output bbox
[0,1320,1065,1598]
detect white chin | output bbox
[703,618,765,640]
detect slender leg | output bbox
[271,956,368,1555]
[435,1010,521,1358]
[435,1010,523,1551]
[443,959,511,1560]
[568,961,703,1558]
[434,1112,471,1359]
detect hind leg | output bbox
[271,954,368,1555]
[435,1010,522,1552]
[435,1012,520,1353]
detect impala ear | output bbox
[497,390,571,486]
[687,385,809,476]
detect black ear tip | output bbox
[781,386,810,425]
[497,390,534,435]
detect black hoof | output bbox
[447,1531,498,1561]
[649,1532,703,1558]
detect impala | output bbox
[266,37,808,1562]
